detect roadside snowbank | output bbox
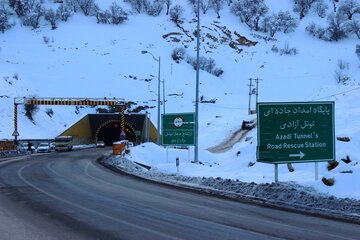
[104,153,360,223]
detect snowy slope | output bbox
[1,0,359,199]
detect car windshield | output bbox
[39,143,49,147]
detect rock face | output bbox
[322,177,335,186]
[337,136,350,142]
[327,160,339,171]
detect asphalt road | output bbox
[0,148,359,240]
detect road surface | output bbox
[0,148,359,240]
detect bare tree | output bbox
[231,0,268,31]
[346,19,360,39]
[143,0,164,16]
[313,0,328,18]
[171,47,186,63]
[13,0,36,16]
[64,0,79,13]
[330,0,340,13]
[338,0,360,20]
[44,8,58,29]
[109,2,128,24]
[57,3,73,21]
[293,0,315,19]
[169,4,183,23]
[76,0,96,16]
[96,9,110,24]
[200,0,211,14]
[213,0,223,18]
[188,0,196,6]
[0,5,12,33]
[124,0,144,13]
[22,1,43,29]
[264,11,298,37]
[164,0,171,15]
[327,11,348,41]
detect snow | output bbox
[104,151,360,222]
[1,0,360,211]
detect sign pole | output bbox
[176,157,179,174]
[188,147,190,162]
[166,147,169,163]
[275,163,279,183]
[315,162,319,180]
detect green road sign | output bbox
[257,102,335,164]
[162,113,195,146]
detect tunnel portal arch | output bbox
[95,120,136,146]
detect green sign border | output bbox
[162,112,195,146]
[257,101,335,164]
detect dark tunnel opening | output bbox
[96,122,136,146]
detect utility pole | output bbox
[162,78,165,114]
[194,0,201,163]
[158,57,161,144]
[248,78,253,115]
[141,50,161,145]
[248,78,261,114]
[255,77,260,105]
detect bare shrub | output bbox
[57,3,73,21]
[24,103,39,122]
[277,42,298,56]
[144,0,163,16]
[0,6,13,33]
[22,1,43,29]
[171,47,186,63]
[109,2,128,24]
[76,0,96,16]
[169,4,183,23]
[43,36,50,44]
[187,55,224,77]
[22,12,42,29]
[96,9,110,24]
[44,8,58,29]
[271,45,279,53]
[45,108,54,118]
[335,59,350,84]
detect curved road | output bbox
[0,148,359,240]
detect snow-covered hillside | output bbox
[1,0,360,199]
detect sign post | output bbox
[257,102,335,182]
[162,113,195,146]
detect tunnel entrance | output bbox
[60,113,158,145]
[95,120,136,146]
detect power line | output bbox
[200,104,248,110]
[313,86,360,100]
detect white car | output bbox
[37,143,51,153]
[17,143,35,153]
[96,141,105,148]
